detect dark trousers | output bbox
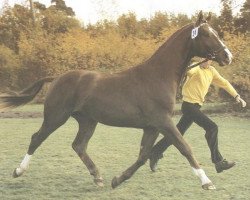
[153,101,223,163]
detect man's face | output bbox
[201,60,212,68]
[207,60,212,65]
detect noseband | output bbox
[206,45,226,60]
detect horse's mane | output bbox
[169,24,193,39]
[149,24,194,60]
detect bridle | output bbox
[191,23,227,64]
[179,24,227,88]
[205,45,227,61]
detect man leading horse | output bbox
[149,59,246,173]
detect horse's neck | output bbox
[146,25,193,84]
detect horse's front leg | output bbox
[111,128,158,188]
[159,117,216,190]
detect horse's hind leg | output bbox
[111,128,158,188]
[13,110,70,178]
[71,115,102,186]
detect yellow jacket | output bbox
[182,65,238,105]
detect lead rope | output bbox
[179,58,209,89]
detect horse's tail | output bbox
[0,77,55,110]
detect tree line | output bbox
[0,0,249,105]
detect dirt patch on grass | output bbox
[0,111,42,119]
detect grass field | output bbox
[0,105,249,200]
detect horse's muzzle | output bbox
[218,49,233,66]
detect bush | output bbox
[210,33,250,105]
[17,31,58,88]
[53,29,157,73]
[0,45,20,90]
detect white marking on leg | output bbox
[192,168,211,185]
[16,154,32,176]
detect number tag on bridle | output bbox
[191,27,199,39]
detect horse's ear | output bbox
[195,11,203,26]
[206,12,212,22]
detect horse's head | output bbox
[191,11,232,66]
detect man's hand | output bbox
[235,95,247,107]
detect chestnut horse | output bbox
[0,12,232,190]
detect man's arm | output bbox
[212,68,246,107]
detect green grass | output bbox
[0,106,249,200]
[12,104,43,112]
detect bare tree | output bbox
[29,0,35,25]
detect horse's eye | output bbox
[203,31,210,37]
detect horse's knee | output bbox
[137,159,147,166]
[137,154,149,166]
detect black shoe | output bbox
[215,159,236,173]
[149,154,163,172]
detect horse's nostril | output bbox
[224,51,232,64]
[224,48,233,61]
[225,52,229,59]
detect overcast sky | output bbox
[3,0,246,24]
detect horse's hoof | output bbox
[94,177,104,187]
[202,182,216,190]
[111,176,119,189]
[13,168,22,178]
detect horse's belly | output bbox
[87,103,146,128]
[97,116,145,128]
